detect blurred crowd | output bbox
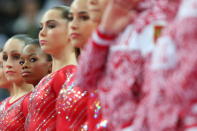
[0,0,196,130]
[0,0,73,102]
[0,0,73,46]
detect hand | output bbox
[99,0,139,35]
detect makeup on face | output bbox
[39,9,68,54]
[20,44,51,86]
[68,0,95,48]
[3,38,25,83]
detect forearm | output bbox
[76,28,117,91]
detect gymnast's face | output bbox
[87,0,108,23]
[68,0,95,48]
[20,44,51,86]
[39,9,69,55]
[3,38,25,84]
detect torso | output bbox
[56,66,89,131]
[25,65,76,131]
[0,94,30,131]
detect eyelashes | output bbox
[30,58,37,62]
[48,24,56,29]
[19,58,38,65]
[12,55,20,60]
[67,14,90,21]
[19,60,24,65]
[2,54,20,61]
[39,26,43,31]
[67,15,73,21]
[39,22,57,31]
[2,54,8,61]
[81,15,90,21]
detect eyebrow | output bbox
[40,20,57,25]
[28,53,37,57]
[11,50,21,54]
[69,11,88,15]
[20,53,37,59]
[47,20,57,23]
[22,53,37,57]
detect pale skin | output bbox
[39,9,77,72]
[87,0,108,24]
[0,51,11,88]
[68,0,96,49]
[3,38,33,103]
[99,0,139,35]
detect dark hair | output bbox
[75,48,80,58]
[12,34,33,46]
[51,5,70,20]
[27,39,52,62]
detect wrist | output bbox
[98,24,119,36]
[97,26,118,39]
[92,27,117,47]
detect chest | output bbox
[0,98,25,130]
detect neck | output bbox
[9,81,33,103]
[52,45,77,72]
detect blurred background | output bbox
[0,0,73,47]
[0,0,73,101]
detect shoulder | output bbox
[58,65,77,74]
[55,65,77,81]
[0,97,10,111]
[52,65,77,95]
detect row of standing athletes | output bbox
[0,0,196,130]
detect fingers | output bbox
[99,0,138,35]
